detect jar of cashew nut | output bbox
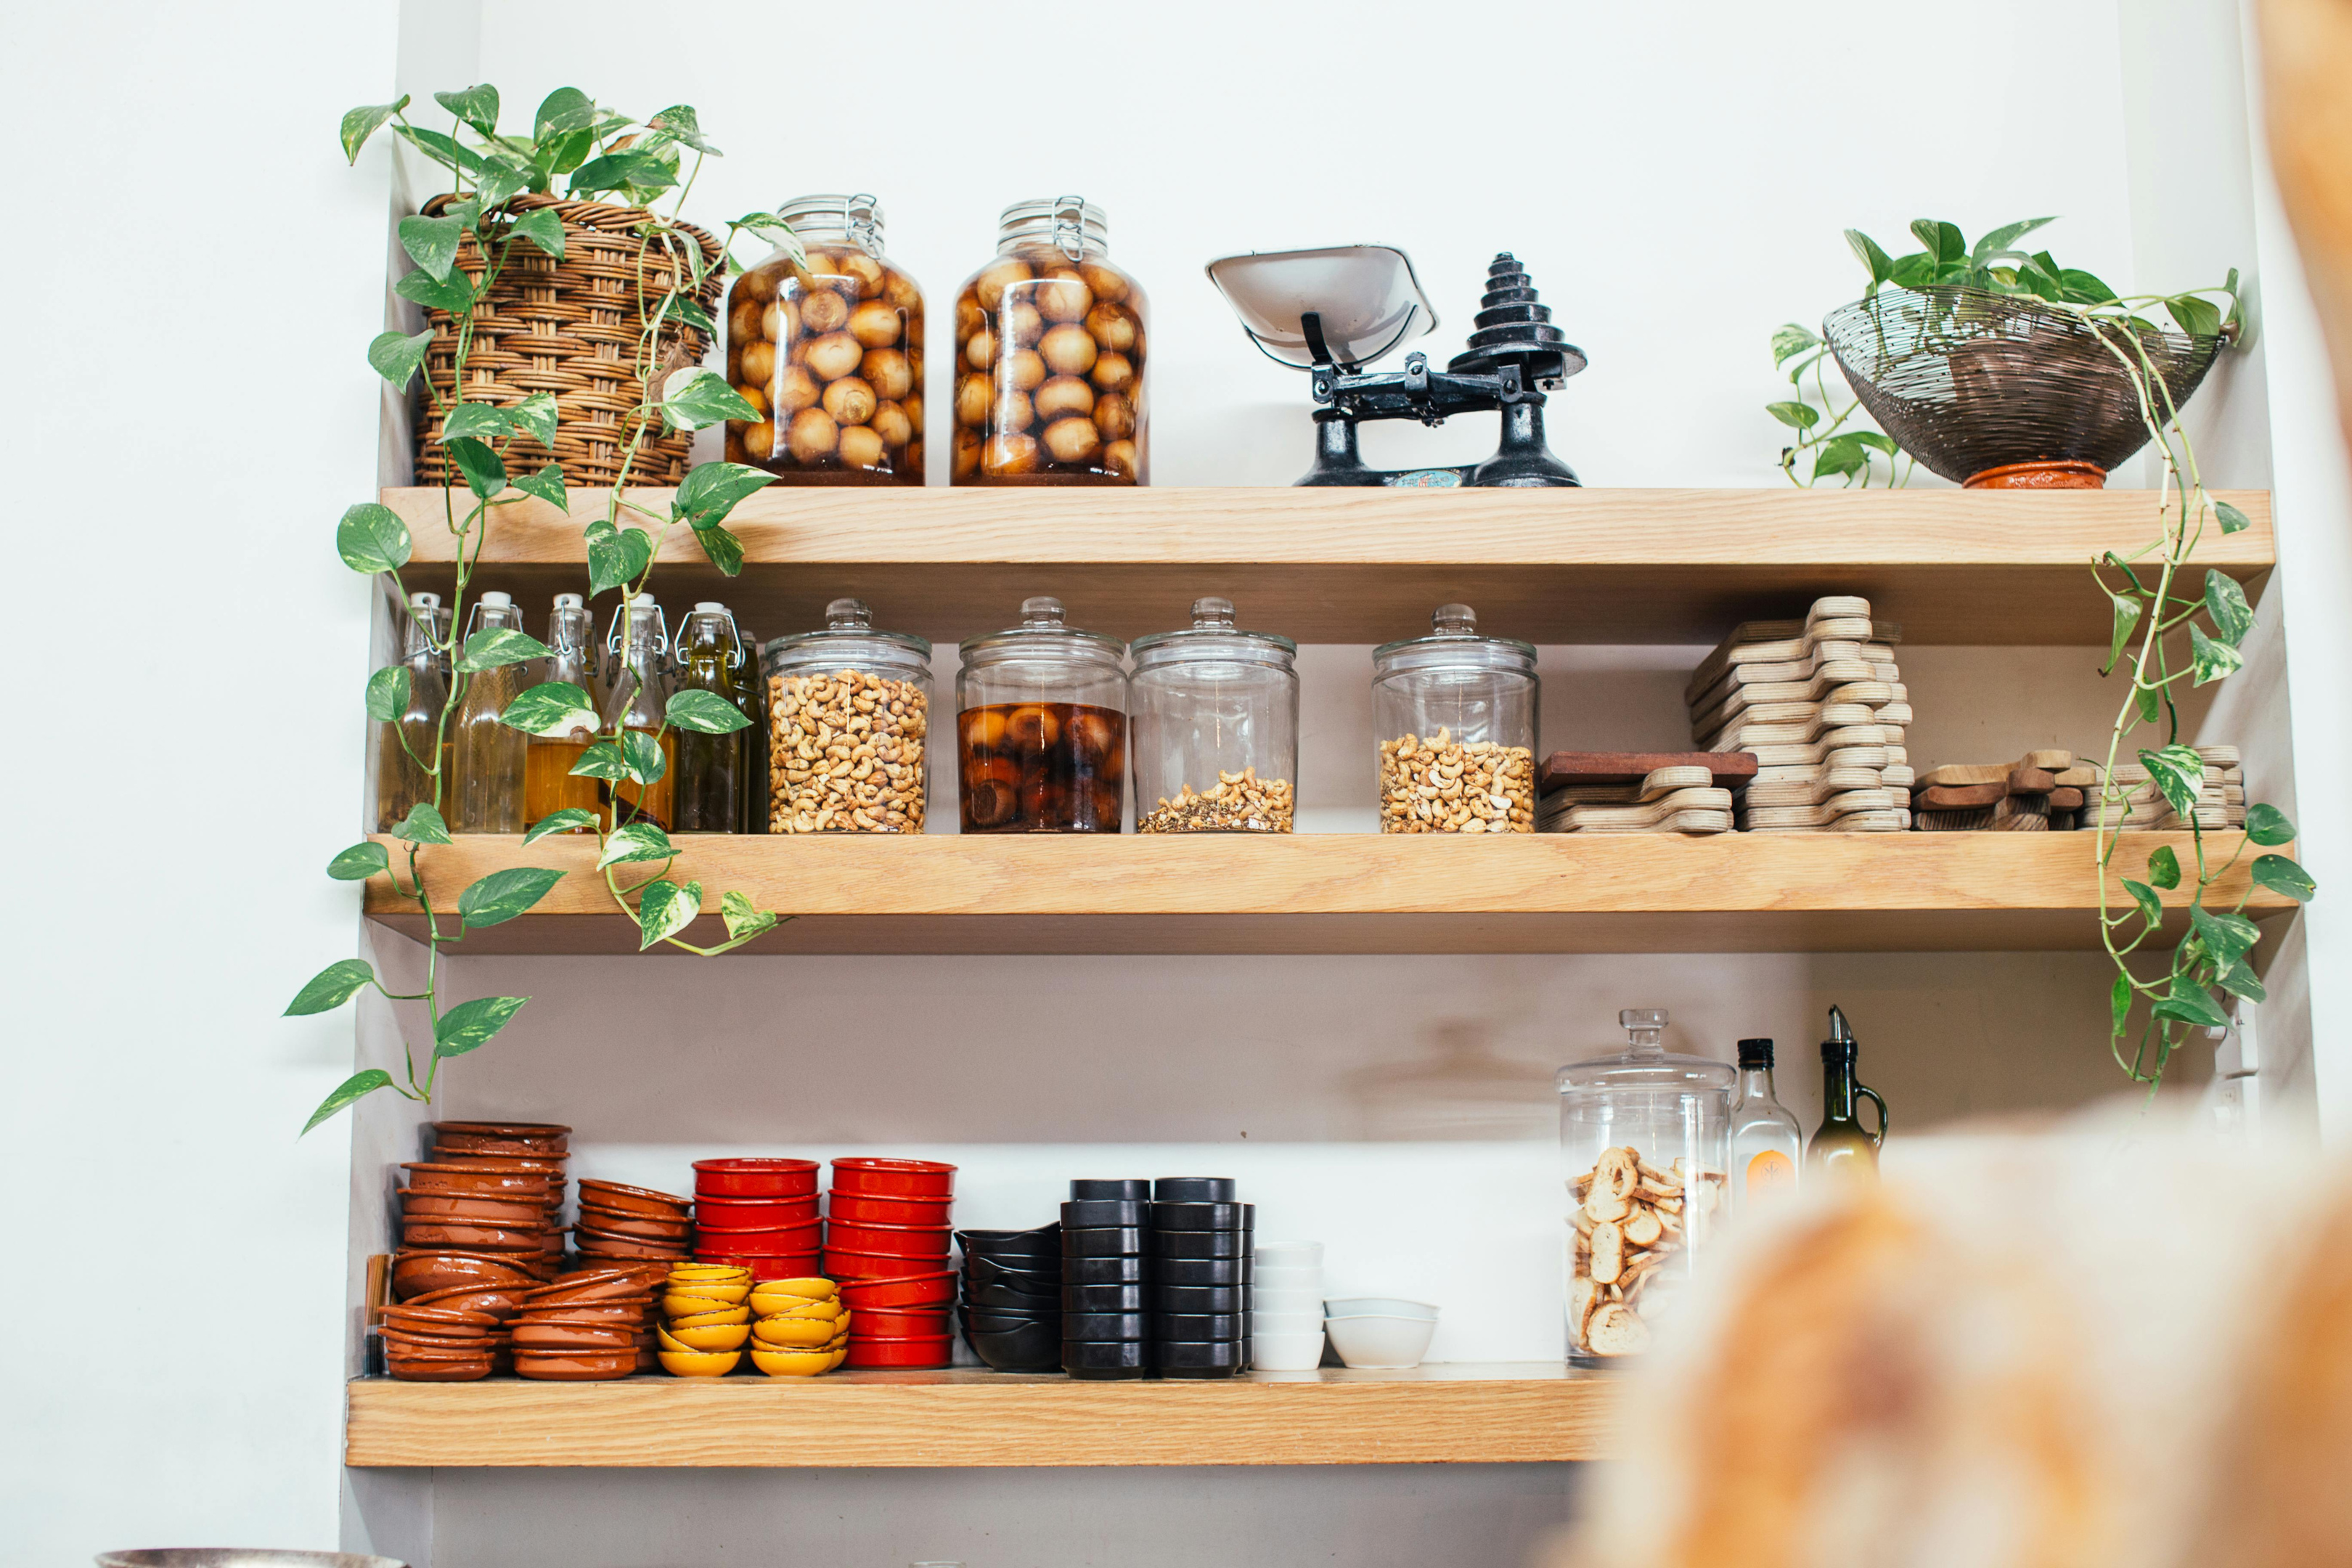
[951,197,1146,485]
[724,194,924,485]
[1556,1008,1733,1363]
[759,599,933,833]
[1371,603,1537,833]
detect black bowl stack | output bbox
[1152,1177,1251,1379]
[1059,1180,1156,1381]
[956,1222,1063,1371]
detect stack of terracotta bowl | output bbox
[393,1122,570,1297]
[825,1158,956,1368]
[575,1180,695,1267]
[656,1262,753,1377]
[508,1262,666,1379]
[378,1300,507,1381]
[748,1275,851,1376]
[692,1158,822,1275]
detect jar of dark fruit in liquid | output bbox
[955,596,1127,832]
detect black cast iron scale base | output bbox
[1299,253,1588,488]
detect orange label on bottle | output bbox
[1746,1150,1797,1200]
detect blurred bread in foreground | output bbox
[1554,1109,2351,1568]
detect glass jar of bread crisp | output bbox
[951,197,1146,485]
[1556,1009,1733,1363]
[759,599,933,833]
[724,194,924,484]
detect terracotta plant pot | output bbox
[1962,459,2107,489]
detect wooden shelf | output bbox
[363,830,2292,955]
[343,1363,1616,1467]
[385,486,2274,647]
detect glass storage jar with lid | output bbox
[951,197,1147,486]
[1128,597,1298,833]
[724,193,924,484]
[760,598,933,833]
[1371,603,1538,833]
[956,596,1127,832]
[1557,1008,1734,1363]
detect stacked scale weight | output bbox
[1686,597,1914,832]
[1060,1183,1154,1381]
[1151,1178,1252,1380]
[2083,745,2246,830]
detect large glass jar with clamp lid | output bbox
[951,197,1147,485]
[1556,1008,1733,1363]
[760,598,934,834]
[1128,597,1297,832]
[956,597,1127,832]
[1371,603,1537,833]
[724,193,924,483]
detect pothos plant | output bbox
[1776,215,2314,1091]
[282,85,808,1134]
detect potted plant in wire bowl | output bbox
[1768,217,2240,489]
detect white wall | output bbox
[0,1,399,1562]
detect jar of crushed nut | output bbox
[1371,604,1537,833]
[1129,597,1297,833]
[759,598,932,833]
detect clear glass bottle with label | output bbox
[524,593,604,832]
[601,598,677,832]
[1728,1038,1802,1220]
[450,591,529,833]
[1128,597,1298,832]
[375,591,450,831]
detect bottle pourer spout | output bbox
[1827,1005,1853,1046]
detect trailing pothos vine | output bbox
[284,84,808,1134]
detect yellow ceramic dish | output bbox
[825,1345,850,1369]
[662,1292,737,1318]
[755,1276,837,1298]
[754,1294,843,1321]
[669,1262,751,1278]
[658,1348,743,1378]
[669,1304,754,1328]
[668,1281,751,1305]
[753,1315,843,1348]
[661,1320,752,1352]
[749,1344,836,1377]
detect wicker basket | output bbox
[411,194,726,491]
[1824,285,2224,486]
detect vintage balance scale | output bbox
[1205,245,1588,486]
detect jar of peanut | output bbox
[724,194,924,485]
[951,197,1146,485]
[1371,604,1538,834]
[759,599,933,833]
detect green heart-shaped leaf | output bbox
[367,328,436,392]
[433,995,528,1058]
[636,878,703,950]
[303,1069,393,1134]
[599,820,675,868]
[667,689,751,735]
[339,97,411,163]
[327,841,392,881]
[457,626,552,674]
[2253,854,2316,904]
[499,681,598,738]
[398,214,467,283]
[458,868,566,928]
[364,665,412,724]
[337,502,413,575]
[391,802,452,845]
[523,809,597,844]
[2245,803,2295,846]
[286,958,377,1016]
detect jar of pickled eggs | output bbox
[724,193,924,484]
[951,197,1146,486]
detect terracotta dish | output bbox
[400,1220,547,1251]
[397,1188,544,1224]
[401,1162,555,1196]
[433,1119,571,1140]
[378,1304,497,1336]
[401,1282,531,1318]
[383,1352,492,1381]
[430,1149,566,1172]
[392,1249,539,1300]
[510,1318,641,1350]
[576,1179,693,1217]
[576,1205,695,1241]
[573,1225,691,1259]
[512,1347,637,1381]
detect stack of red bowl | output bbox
[392,1122,571,1296]
[693,1159,822,1277]
[825,1158,957,1368]
[575,1180,695,1267]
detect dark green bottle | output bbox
[1807,1005,1887,1183]
[671,603,755,832]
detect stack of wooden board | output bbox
[1684,596,1913,833]
[2081,745,2246,830]
[1533,752,1757,835]
[1909,751,2097,830]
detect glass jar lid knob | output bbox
[1620,1008,1667,1058]
[826,597,875,630]
[1434,603,1478,634]
[1190,596,1236,629]
[1021,595,1067,627]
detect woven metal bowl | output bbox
[1824,285,2224,485]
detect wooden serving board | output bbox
[1683,595,1903,706]
[1536,751,1758,796]
[1690,679,1898,736]
[1542,788,1737,833]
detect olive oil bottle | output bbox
[1807,1005,1888,1184]
[523,593,604,831]
[602,597,677,831]
[375,591,450,830]
[450,591,529,833]
[671,602,754,832]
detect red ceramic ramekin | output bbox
[823,1247,949,1280]
[855,1307,952,1338]
[844,1333,955,1368]
[825,1218,954,1258]
[837,1269,958,1309]
[693,1158,821,1197]
[825,1190,953,1227]
[692,1219,822,1249]
[830,1157,955,1199]
[693,1193,820,1228]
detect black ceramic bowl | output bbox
[1061,1198,1151,1228]
[1063,1282,1149,1312]
[1158,1283,1248,1314]
[1153,1201,1251,1230]
[962,1307,1062,1336]
[1153,1177,1237,1203]
[963,1278,1063,1314]
[964,1253,1062,1290]
[1062,1338,1150,1379]
[1159,1257,1251,1286]
[1063,1254,1153,1285]
[965,1316,1062,1371]
[1062,1311,1151,1340]
[1061,1225,1148,1256]
[1161,1312,1249,1340]
[1071,1179,1151,1200]
[957,1225,1061,1261]
[1158,1338,1249,1378]
[1153,1229,1249,1259]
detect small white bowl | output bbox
[1253,1264,1323,1290]
[1250,1328,1327,1371]
[1252,1286,1326,1315]
[1323,1312,1437,1369]
[1253,1241,1324,1268]
[1323,1296,1439,1321]
[1250,1307,1326,1334]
